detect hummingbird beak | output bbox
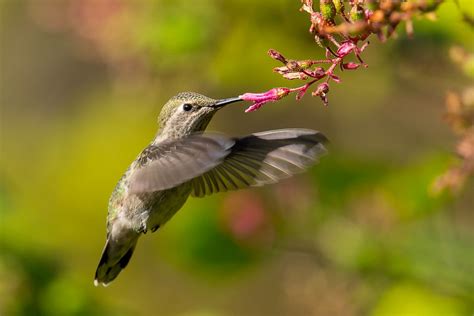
[212,97,242,108]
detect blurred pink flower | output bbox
[219,192,274,247]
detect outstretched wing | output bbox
[129,129,327,195]
[129,134,234,194]
[190,128,327,197]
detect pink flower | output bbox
[240,87,291,112]
[313,82,330,106]
[342,62,360,70]
[336,40,369,67]
[219,191,275,247]
[314,82,329,94]
[336,41,356,57]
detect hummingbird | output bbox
[94,92,328,286]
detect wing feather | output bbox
[129,134,234,194]
[129,129,327,196]
[190,128,327,197]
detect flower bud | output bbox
[286,60,301,71]
[314,82,329,94]
[336,41,356,57]
[311,67,326,78]
[283,72,308,80]
[313,83,330,106]
[273,66,290,75]
[296,88,308,100]
[268,49,287,64]
[329,74,341,82]
[301,0,314,14]
[342,62,360,70]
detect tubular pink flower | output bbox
[247,0,436,110]
[240,88,291,112]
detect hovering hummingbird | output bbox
[94,92,328,286]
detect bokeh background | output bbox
[1,0,474,315]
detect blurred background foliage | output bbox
[1,0,474,315]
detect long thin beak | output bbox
[212,97,242,108]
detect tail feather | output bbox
[94,236,138,287]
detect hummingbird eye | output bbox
[182,103,193,112]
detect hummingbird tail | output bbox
[94,235,139,287]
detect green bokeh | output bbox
[372,282,469,316]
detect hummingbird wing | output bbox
[129,133,235,194]
[190,128,328,197]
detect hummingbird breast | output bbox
[143,183,192,232]
[108,174,192,236]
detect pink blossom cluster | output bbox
[240,0,442,112]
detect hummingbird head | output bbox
[156,92,242,140]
